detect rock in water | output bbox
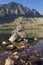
[5,45,14,50]
[17,24,26,38]
[9,33,18,43]
[5,55,14,65]
[9,24,26,43]
[9,33,22,43]
[1,41,8,47]
[17,31,26,38]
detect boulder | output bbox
[17,31,26,38]
[1,41,8,47]
[2,41,7,45]
[9,24,26,43]
[16,24,26,38]
[9,33,22,43]
[23,39,28,43]
[5,55,14,65]
[14,55,19,59]
[13,52,18,55]
[6,45,14,50]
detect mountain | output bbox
[0,2,42,24]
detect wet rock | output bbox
[2,41,7,45]
[17,31,26,39]
[5,45,14,50]
[9,33,19,43]
[34,37,37,41]
[9,24,26,43]
[13,52,18,55]
[17,46,25,50]
[23,39,28,43]
[14,55,19,59]
[5,55,14,65]
[1,41,8,48]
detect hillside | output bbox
[13,17,43,26]
[1,17,43,27]
[0,2,42,24]
[0,17,43,38]
[0,17,43,31]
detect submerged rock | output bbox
[5,55,14,65]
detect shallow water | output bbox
[0,42,43,65]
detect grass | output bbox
[0,17,43,38]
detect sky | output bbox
[0,0,43,14]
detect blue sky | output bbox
[0,0,43,14]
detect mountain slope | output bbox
[0,2,42,24]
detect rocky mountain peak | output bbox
[0,2,42,24]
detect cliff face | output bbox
[0,2,42,24]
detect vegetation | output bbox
[0,17,43,38]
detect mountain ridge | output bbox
[0,2,42,24]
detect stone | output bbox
[14,55,19,59]
[34,37,37,41]
[6,45,14,50]
[16,24,24,32]
[13,52,18,55]
[9,33,18,43]
[5,55,14,65]
[2,41,7,45]
[17,31,26,38]
[23,39,28,43]
[9,24,26,43]
[1,41,8,48]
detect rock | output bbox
[5,55,14,65]
[2,41,7,45]
[16,24,24,32]
[13,52,18,55]
[17,46,25,49]
[23,39,28,43]
[9,33,18,43]
[29,56,37,62]
[9,24,26,43]
[9,33,22,43]
[34,37,37,41]
[12,30,16,34]
[14,55,19,59]
[17,24,26,38]
[6,45,14,50]
[17,31,26,38]
[13,52,19,60]
[1,41,8,47]
[20,59,25,64]
[40,58,43,60]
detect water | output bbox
[0,42,43,65]
[17,42,43,58]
